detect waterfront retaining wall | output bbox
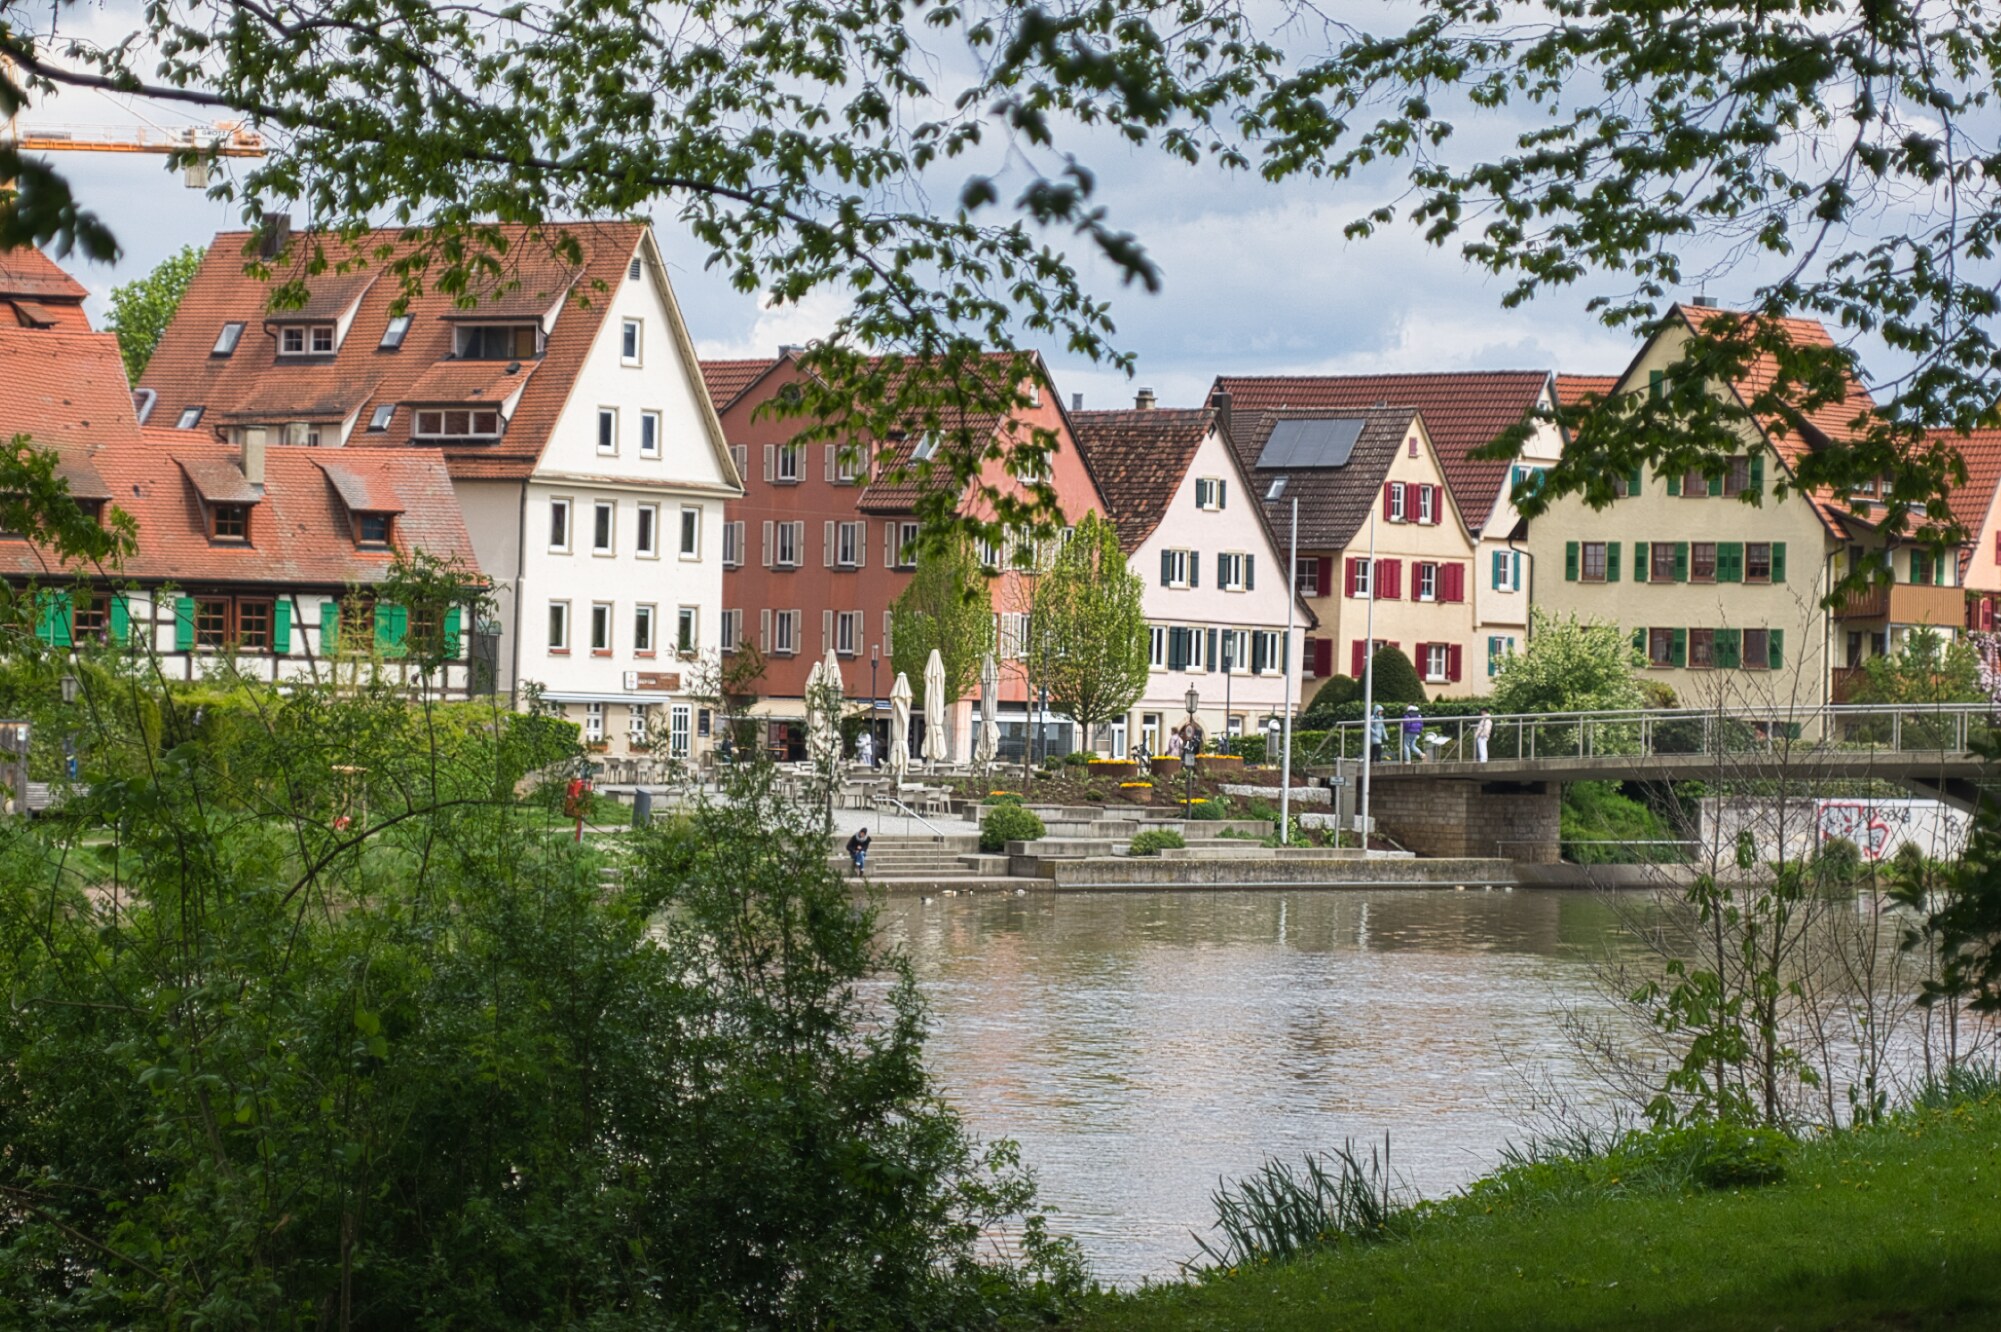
[1367,778,1562,862]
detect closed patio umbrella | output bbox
[974,652,999,768]
[888,673,913,788]
[922,648,949,765]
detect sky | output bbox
[21,6,1770,412]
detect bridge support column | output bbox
[1370,779,1561,863]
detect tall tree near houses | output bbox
[104,245,201,380]
[888,535,995,720]
[1030,512,1148,755]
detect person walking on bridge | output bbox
[1368,705,1386,764]
[1400,705,1424,763]
[1475,709,1493,764]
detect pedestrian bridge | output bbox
[1311,704,1995,861]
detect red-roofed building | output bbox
[1931,428,2001,632]
[1,316,482,694]
[0,248,91,332]
[1207,371,1563,676]
[140,222,742,758]
[700,349,1104,761]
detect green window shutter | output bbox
[320,600,340,652]
[1634,541,1650,582]
[51,590,73,647]
[1632,626,1646,654]
[1627,465,1643,497]
[1718,542,1743,583]
[272,599,292,655]
[1771,542,1786,583]
[377,603,409,656]
[1769,628,1784,669]
[1492,549,1504,588]
[1674,542,1690,582]
[33,591,55,645]
[1670,627,1687,668]
[1606,542,1622,582]
[109,594,130,646]
[1749,452,1765,495]
[1707,471,1723,498]
[1666,472,1681,496]
[1565,541,1579,581]
[1715,628,1741,669]
[174,596,196,651]
[443,607,463,658]
[1649,369,1665,400]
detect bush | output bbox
[1313,673,1361,710]
[987,790,1024,805]
[980,803,1047,851]
[1814,835,1866,885]
[1364,645,1426,706]
[1627,1122,1793,1190]
[1062,750,1089,767]
[1561,780,1673,863]
[1128,828,1186,856]
[1181,796,1230,820]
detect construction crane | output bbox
[0,121,267,187]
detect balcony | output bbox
[1831,582,1967,625]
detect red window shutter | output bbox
[1447,643,1463,682]
[1345,557,1359,596]
[1985,598,1997,631]
[1318,556,1334,593]
[1381,559,1402,599]
[1316,638,1334,678]
[1993,532,2001,565]
[1351,639,1364,677]
[1448,562,1465,602]
[1383,485,1395,520]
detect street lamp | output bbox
[1222,635,1234,754]
[58,674,78,781]
[1183,685,1200,811]
[870,644,881,764]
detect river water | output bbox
[878,888,1652,1286]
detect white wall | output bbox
[1472,380,1564,640]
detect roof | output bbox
[698,358,779,414]
[1069,407,1215,552]
[401,358,537,405]
[1553,375,1620,410]
[1928,428,2001,535]
[1228,406,1419,549]
[1211,371,1550,525]
[0,325,476,587]
[0,248,90,303]
[139,222,649,482]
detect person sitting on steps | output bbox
[846,826,871,877]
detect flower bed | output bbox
[1195,754,1245,776]
[1087,758,1139,781]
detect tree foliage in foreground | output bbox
[104,244,201,379]
[890,534,996,711]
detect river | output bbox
[878,887,1653,1286]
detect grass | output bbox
[1072,1098,2001,1331]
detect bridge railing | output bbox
[1321,702,1998,768]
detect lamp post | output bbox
[59,673,78,781]
[1183,684,1199,811]
[1222,635,1234,755]
[870,643,881,763]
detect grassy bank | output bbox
[1075,1099,2001,1331]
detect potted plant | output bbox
[1119,780,1153,804]
[1088,757,1139,782]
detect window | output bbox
[584,702,604,743]
[911,433,940,462]
[670,703,692,757]
[1254,630,1283,674]
[355,512,393,547]
[592,501,615,554]
[621,319,642,365]
[834,520,861,567]
[597,408,618,455]
[213,322,244,356]
[1161,548,1193,588]
[1743,628,1772,670]
[379,314,412,350]
[69,595,108,644]
[677,606,698,654]
[680,506,701,558]
[1149,625,1166,669]
[1408,435,1420,458]
[1297,559,1322,597]
[635,504,658,557]
[1689,627,1716,669]
[1217,552,1250,591]
[1724,455,1752,497]
[835,610,860,656]
[893,521,920,568]
[194,597,231,647]
[278,324,334,355]
[1266,477,1287,501]
[719,609,741,653]
[1417,562,1438,601]
[1350,558,1373,598]
[1652,543,1677,581]
[235,600,272,651]
[832,446,863,483]
[1747,542,1774,582]
[590,602,613,654]
[773,610,800,655]
[775,444,803,482]
[978,536,1002,570]
[1580,541,1608,582]
[280,421,324,448]
[177,406,204,430]
[1387,481,1407,522]
[1511,465,1547,496]
[211,504,249,542]
[279,326,303,355]
[1492,549,1522,592]
[628,256,643,281]
[311,325,335,354]
[629,704,653,746]
[1417,485,1437,525]
[547,601,570,652]
[775,521,802,568]
[640,411,660,458]
[549,499,571,552]
[1195,477,1226,510]
[634,604,656,654]
[1424,643,1449,683]
[1649,628,1675,668]
[412,409,501,440]
[1486,635,1517,678]
[367,402,396,432]
[457,324,537,360]
[723,520,743,568]
[1692,542,1718,582]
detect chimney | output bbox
[1134,387,1157,411]
[1210,388,1233,438]
[1691,294,1717,307]
[241,426,267,488]
[778,343,803,357]
[1071,392,1083,411]
[258,213,292,261]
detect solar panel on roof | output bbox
[1256,417,1365,469]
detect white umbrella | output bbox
[888,672,913,787]
[819,647,845,761]
[974,652,999,768]
[803,660,835,768]
[922,648,949,765]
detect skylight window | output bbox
[133,388,157,424]
[368,403,396,432]
[380,314,412,350]
[176,406,204,430]
[911,432,940,462]
[212,322,245,357]
[1265,477,1288,501]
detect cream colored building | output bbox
[1533,304,1969,711]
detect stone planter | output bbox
[1088,760,1139,782]
[1195,754,1244,777]
[1120,785,1154,805]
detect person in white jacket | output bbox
[1475,708,1494,763]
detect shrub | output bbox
[980,803,1046,851]
[987,790,1024,805]
[1625,1122,1793,1190]
[1314,673,1361,710]
[1062,750,1090,767]
[1364,645,1426,706]
[1183,796,1230,821]
[1128,828,1186,856]
[1814,835,1866,885]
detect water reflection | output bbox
[879,889,1647,1286]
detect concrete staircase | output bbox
[827,833,1041,893]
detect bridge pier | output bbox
[1369,778,1562,863]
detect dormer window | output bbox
[211,504,250,542]
[380,314,412,350]
[213,322,245,356]
[456,324,538,360]
[413,408,502,441]
[133,388,158,424]
[911,432,940,462]
[355,512,394,547]
[277,324,335,356]
[281,422,324,448]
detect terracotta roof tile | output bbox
[401,358,538,405]
[1211,371,1550,526]
[1554,374,1620,409]
[1228,407,1418,550]
[218,367,378,422]
[177,456,263,505]
[279,271,380,322]
[1070,408,1214,552]
[140,222,646,482]
[1926,428,2001,535]
[698,358,778,413]
[0,329,146,452]
[0,248,89,303]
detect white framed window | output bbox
[176,406,205,430]
[640,411,661,458]
[1187,625,1206,670]
[1162,548,1192,588]
[1424,643,1449,682]
[1194,477,1226,510]
[547,601,571,652]
[1218,552,1249,591]
[1149,625,1166,669]
[313,325,335,354]
[549,498,572,552]
[279,326,305,355]
[282,421,323,448]
[777,522,804,569]
[676,606,698,654]
[413,408,500,440]
[1255,630,1283,675]
[584,701,604,743]
[1296,560,1321,597]
[635,503,658,557]
[669,703,692,757]
[835,610,860,656]
[634,603,656,654]
[773,610,800,656]
[213,322,245,356]
[628,703,652,745]
[834,520,862,568]
[1387,481,1407,522]
[1220,629,1249,673]
[680,506,701,558]
[775,444,803,483]
[1417,485,1437,525]
[1417,562,1438,601]
[892,521,920,568]
[978,537,1002,570]
[719,608,742,653]
[620,319,642,366]
[592,501,615,555]
[590,602,613,654]
[723,520,744,568]
[833,447,863,483]
[597,408,618,455]
[379,314,412,350]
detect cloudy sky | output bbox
[28,7,1759,410]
